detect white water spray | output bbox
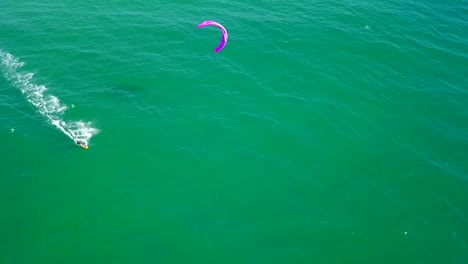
[0,50,99,146]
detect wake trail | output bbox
[0,49,99,146]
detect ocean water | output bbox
[1,1,467,263]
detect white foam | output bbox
[0,49,99,146]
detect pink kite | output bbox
[197,20,228,52]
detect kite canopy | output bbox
[197,20,228,52]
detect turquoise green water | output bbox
[1,1,467,263]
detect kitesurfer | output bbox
[76,140,88,149]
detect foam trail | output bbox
[0,49,99,146]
